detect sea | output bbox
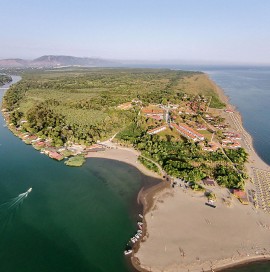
[0,67,270,272]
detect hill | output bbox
[0,58,30,68]
[0,55,119,68]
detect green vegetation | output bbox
[176,74,226,108]
[116,115,248,189]
[64,155,86,167]
[225,148,248,164]
[189,182,205,192]
[209,94,226,108]
[3,68,225,146]
[205,191,216,200]
[2,68,245,187]
[214,165,245,189]
[116,123,236,184]
[138,156,160,174]
[0,74,12,86]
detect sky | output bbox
[1,0,270,64]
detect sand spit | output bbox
[87,148,161,180]
[133,77,270,272]
[86,75,270,272]
[135,187,270,272]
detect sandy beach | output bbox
[134,185,270,272]
[86,147,162,181]
[88,77,270,272]
[131,77,270,272]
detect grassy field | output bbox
[4,68,225,145]
[176,74,226,108]
[64,155,86,167]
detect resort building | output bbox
[171,123,205,142]
[141,107,165,120]
[35,141,45,147]
[228,142,241,149]
[203,142,219,152]
[232,189,249,205]
[147,125,167,135]
[47,151,63,161]
[223,132,241,140]
[196,124,207,130]
[222,139,233,144]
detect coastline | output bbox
[132,75,270,272]
[3,74,270,272]
[86,148,162,181]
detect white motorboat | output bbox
[124,249,133,255]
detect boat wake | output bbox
[0,188,32,231]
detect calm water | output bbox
[0,77,159,271]
[205,67,270,272]
[1,68,270,272]
[206,67,270,166]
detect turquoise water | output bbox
[0,77,159,271]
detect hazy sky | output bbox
[1,0,270,64]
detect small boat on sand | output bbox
[124,249,133,255]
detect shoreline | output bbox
[214,256,270,271]
[133,74,270,272]
[3,74,270,272]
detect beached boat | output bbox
[205,202,216,208]
[135,234,140,239]
[139,213,143,218]
[124,249,132,255]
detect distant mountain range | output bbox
[0,55,119,68]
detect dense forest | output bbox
[0,74,12,86]
[116,122,247,189]
[2,68,245,188]
[3,68,223,146]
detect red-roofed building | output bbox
[228,142,241,149]
[232,189,249,205]
[171,123,204,142]
[36,141,45,147]
[48,151,63,161]
[141,107,164,120]
[147,125,167,135]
